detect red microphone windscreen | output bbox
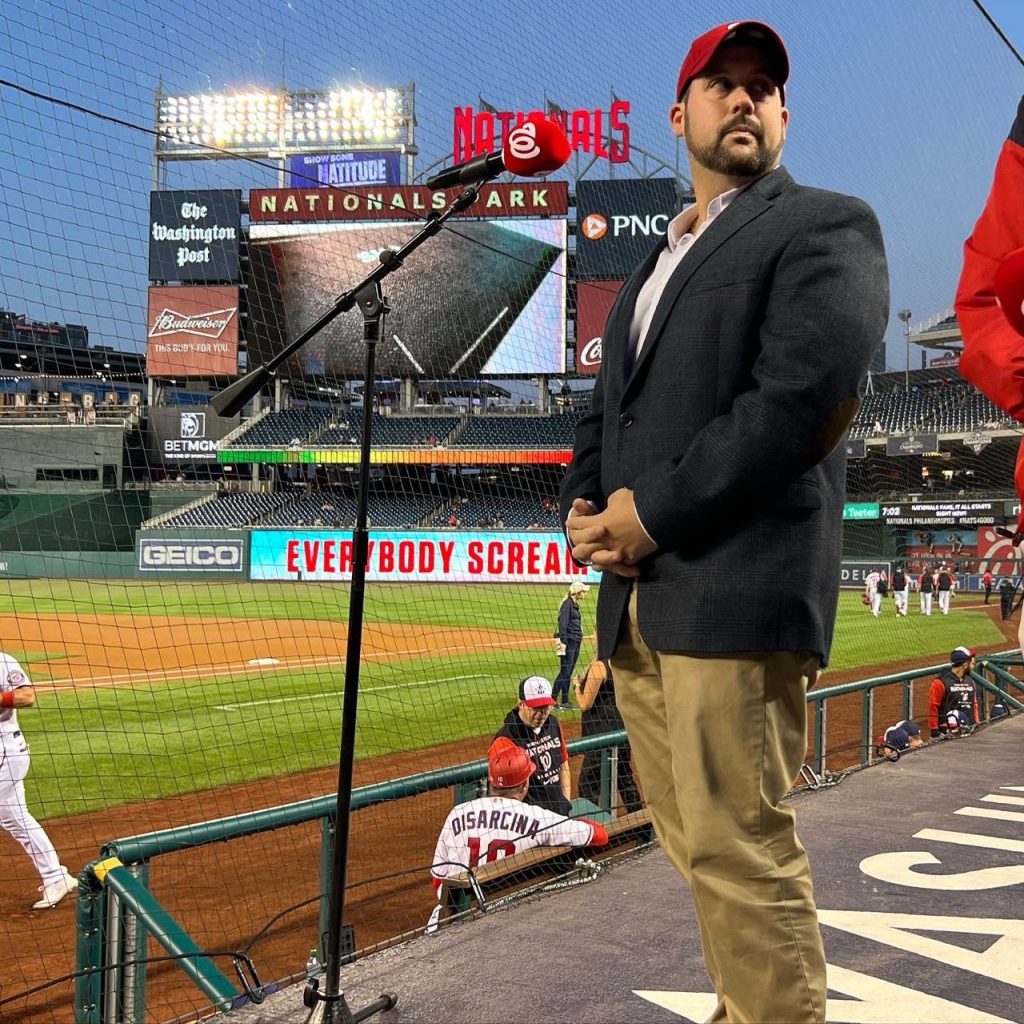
[995,246,1024,337]
[502,113,572,177]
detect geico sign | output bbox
[139,541,243,570]
[585,213,669,240]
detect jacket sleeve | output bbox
[955,97,1024,419]
[928,678,945,737]
[556,599,570,640]
[631,197,889,547]
[955,97,1024,535]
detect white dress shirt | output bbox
[628,184,750,361]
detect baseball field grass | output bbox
[0,580,1007,820]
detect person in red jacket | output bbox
[928,647,980,738]
[956,97,1024,549]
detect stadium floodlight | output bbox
[154,84,415,158]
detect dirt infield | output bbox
[1,604,1020,1023]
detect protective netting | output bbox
[2,0,1024,1020]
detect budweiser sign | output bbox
[149,306,237,339]
[146,286,240,378]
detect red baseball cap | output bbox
[676,21,789,103]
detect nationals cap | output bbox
[519,675,557,708]
[676,21,789,102]
[488,741,536,788]
[950,646,976,666]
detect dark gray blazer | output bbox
[559,167,889,665]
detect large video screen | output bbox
[247,219,566,377]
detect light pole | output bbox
[897,309,912,390]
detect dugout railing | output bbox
[73,657,1024,1023]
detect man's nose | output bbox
[729,88,755,113]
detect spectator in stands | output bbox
[574,657,643,813]
[950,533,964,555]
[553,582,589,708]
[493,676,572,814]
[928,647,979,737]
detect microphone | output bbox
[426,113,571,190]
[995,246,1024,337]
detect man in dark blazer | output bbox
[560,20,888,1024]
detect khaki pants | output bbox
[611,590,826,1024]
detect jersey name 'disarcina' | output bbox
[430,795,595,881]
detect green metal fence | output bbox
[75,657,1024,1022]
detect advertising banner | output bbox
[885,432,939,456]
[250,529,592,583]
[575,280,622,374]
[452,101,630,165]
[137,533,248,576]
[250,182,568,222]
[289,150,402,188]
[247,220,566,377]
[149,190,241,282]
[148,405,240,464]
[839,560,891,588]
[880,501,1000,526]
[575,179,678,279]
[147,286,240,377]
[843,502,880,520]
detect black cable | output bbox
[970,0,1024,68]
[0,949,263,1008]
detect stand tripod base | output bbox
[306,987,397,1024]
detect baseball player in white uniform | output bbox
[891,566,910,617]
[1,653,77,909]
[863,570,884,617]
[427,740,608,931]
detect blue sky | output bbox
[2,0,1024,372]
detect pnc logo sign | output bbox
[580,214,608,240]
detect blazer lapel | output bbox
[626,167,793,385]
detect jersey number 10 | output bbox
[467,837,517,867]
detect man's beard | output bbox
[686,112,782,177]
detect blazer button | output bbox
[619,412,634,427]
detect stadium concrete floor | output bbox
[221,716,1024,1024]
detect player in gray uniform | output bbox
[0,653,77,908]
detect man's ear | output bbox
[669,100,685,139]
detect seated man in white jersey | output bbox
[427,740,609,931]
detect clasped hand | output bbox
[567,488,657,578]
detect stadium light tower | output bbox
[898,309,912,390]
[154,84,417,185]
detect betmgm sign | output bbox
[148,406,239,465]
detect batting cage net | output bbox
[2,0,1024,1020]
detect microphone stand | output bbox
[211,183,486,1024]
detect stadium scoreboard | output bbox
[880,501,1002,526]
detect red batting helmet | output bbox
[488,742,535,789]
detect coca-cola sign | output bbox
[575,280,623,374]
[147,286,240,378]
